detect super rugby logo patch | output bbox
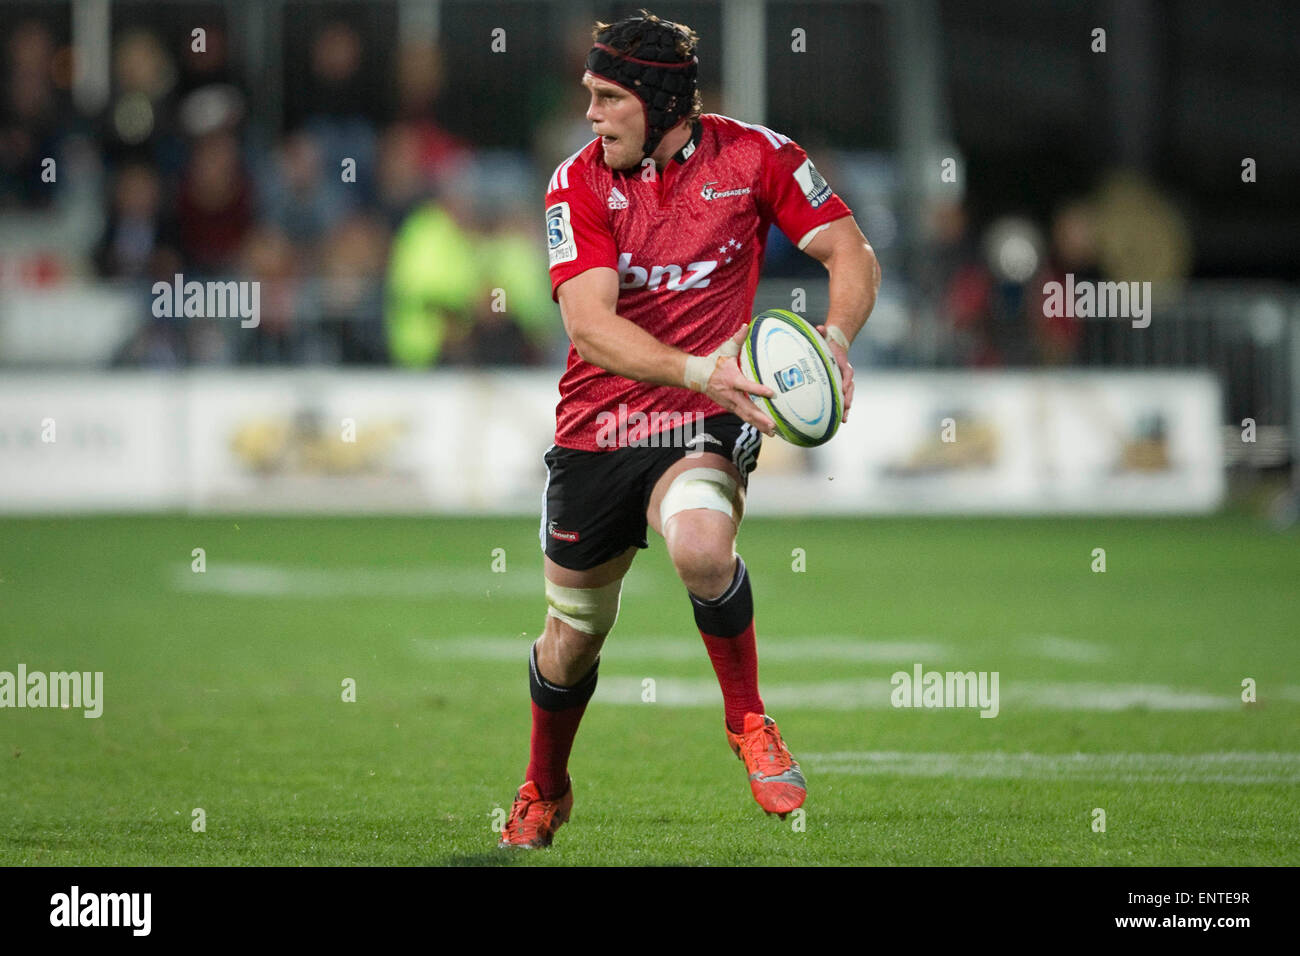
[546,202,577,267]
[776,362,809,392]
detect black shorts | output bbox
[539,411,763,571]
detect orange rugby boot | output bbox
[497,779,573,849]
[726,713,807,818]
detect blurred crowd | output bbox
[2,18,560,368]
[914,171,1191,368]
[1,15,1191,371]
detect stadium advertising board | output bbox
[0,371,1222,515]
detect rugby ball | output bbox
[741,309,844,447]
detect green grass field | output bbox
[2,513,1297,866]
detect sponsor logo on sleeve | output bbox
[546,202,578,267]
[792,159,832,208]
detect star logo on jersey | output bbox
[717,237,742,264]
[607,186,628,210]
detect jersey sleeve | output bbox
[545,170,618,302]
[757,139,853,251]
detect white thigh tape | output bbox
[659,467,741,528]
[545,577,622,636]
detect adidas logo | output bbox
[607,186,628,210]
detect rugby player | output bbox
[500,10,881,848]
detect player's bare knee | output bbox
[538,614,604,685]
[668,526,736,599]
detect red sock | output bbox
[701,621,765,734]
[525,700,589,799]
[691,556,764,734]
[524,642,598,800]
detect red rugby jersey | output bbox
[545,113,852,451]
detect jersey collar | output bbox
[670,121,704,165]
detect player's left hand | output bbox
[816,324,854,423]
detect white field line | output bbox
[1022,635,1110,663]
[410,636,948,663]
[170,563,653,598]
[802,751,1300,784]
[591,677,1242,711]
[410,639,1260,711]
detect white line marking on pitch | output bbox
[1021,635,1110,663]
[170,564,651,599]
[590,678,1241,711]
[802,751,1300,784]
[410,637,948,663]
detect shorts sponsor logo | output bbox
[700,182,751,201]
[547,202,577,267]
[684,432,723,449]
[547,519,580,542]
[792,158,832,208]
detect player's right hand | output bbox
[705,326,777,437]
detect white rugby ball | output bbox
[741,309,844,447]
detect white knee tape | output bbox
[545,577,622,636]
[659,467,741,529]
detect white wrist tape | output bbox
[683,355,714,393]
[683,335,742,393]
[825,325,850,351]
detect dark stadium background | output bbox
[4,1,1297,376]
